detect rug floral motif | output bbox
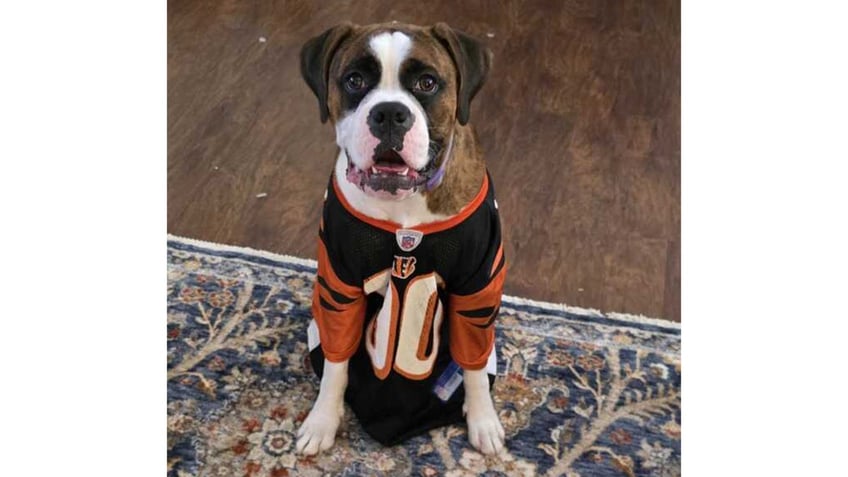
[167,236,681,477]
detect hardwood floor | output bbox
[168,0,681,321]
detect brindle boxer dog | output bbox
[297,22,505,456]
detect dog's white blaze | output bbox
[369,32,412,90]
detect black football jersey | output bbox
[308,171,505,445]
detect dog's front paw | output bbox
[464,397,505,455]
[295,402,343,455]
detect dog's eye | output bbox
[414,74,438,94]
[344,73,366,92]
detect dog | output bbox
[296,22,505,456]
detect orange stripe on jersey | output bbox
[312,238,366,362]
[490,243,504,278]
[448,266,506,369]
[415,292,439,361]
[316,239,361,300]
[450,265,506,314]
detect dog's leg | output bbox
[296,359,348,455]
[463,367,505,455]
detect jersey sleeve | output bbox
[311,215,367,363]
[448,203,506,370]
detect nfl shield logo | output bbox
[396,229,423,252]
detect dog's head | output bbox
[301,22,492,200]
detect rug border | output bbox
[167,234,680,330]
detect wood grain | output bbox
[168,0,681,321]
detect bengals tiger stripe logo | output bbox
[391,255,416,279]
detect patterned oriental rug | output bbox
[167,236,681,477]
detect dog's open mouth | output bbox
[371,149,415,176]
[346,149,437,195]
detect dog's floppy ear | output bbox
[431,23,493,126]
[300,23,354,123]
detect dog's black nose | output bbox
[368,102,414,139]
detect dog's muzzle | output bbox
[345,132,454,195]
